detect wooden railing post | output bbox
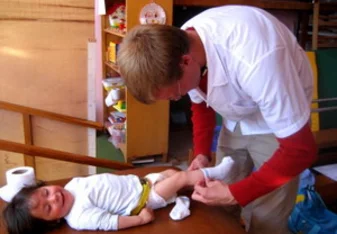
[22,114,35,168]
[0,101,119,173]
[312,0,320,50]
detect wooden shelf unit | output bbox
[101,0,173,163]
[105,61,119,73]
[312,0,337,49]
[104,28,126,37]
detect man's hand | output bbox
[138,207,155,224]
[191,179,238,206]
[188,154,210,170]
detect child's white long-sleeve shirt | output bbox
[64,173,143,231]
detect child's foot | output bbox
[201,157,235,181]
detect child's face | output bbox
[29,185,74,221]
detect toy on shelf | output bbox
[108,111,126,123]
[105,87,125,107]
[106,112,126,131]
[107,3,126,32]
[105,111,127,148]
[139,2,166,25]
[103,77,125,107]
[108,128,126,149]
[113,100,126,112]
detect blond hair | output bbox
[117,24,190,104]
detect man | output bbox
[117,5,317,234]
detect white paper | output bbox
[98,0,106,15]
[313,163,337,181]
[0,167,36,202]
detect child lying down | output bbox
[3,157,234,234]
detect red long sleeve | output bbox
[229,123,318,206]
[191,77,216,159]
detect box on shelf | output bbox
[107,42,119,64]
[102,77,124,92]
[109,111,126,123]
[108,128,126,149]
[105,109,127,149]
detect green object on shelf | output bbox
[316,49,337,130]
[96,133,124,174]
[216,113,222,126]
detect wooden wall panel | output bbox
[0,0,93,22]
[0,110,25,184]
[32,118,89,181]
[0,0,94,184]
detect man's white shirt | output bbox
[182,6,313,138]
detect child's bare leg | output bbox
[154,170,204,201]
[159,169,179,178]
[154,157,235,201]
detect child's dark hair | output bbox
[2,181,64,234]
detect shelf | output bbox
[104,28,126,38]
[319,21,337,28]
[320,2,337,11]
[105,61,120,73]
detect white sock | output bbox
[169,196,191,221]
[201,157,235,180]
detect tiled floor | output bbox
[168,129,193,169]
[134,128,193,171]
